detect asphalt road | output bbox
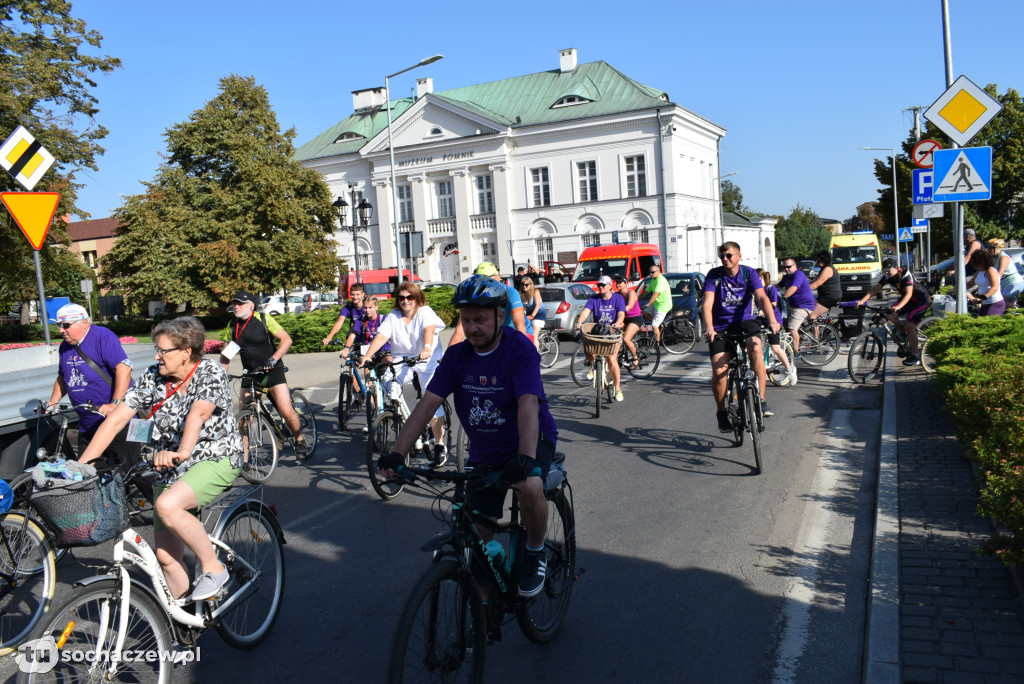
[2,336,883,683]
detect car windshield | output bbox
[572,258,628,282]
[666,276,694,296]
[832,246,879,265]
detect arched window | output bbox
[333,132,364,143]
[551,95,591,109]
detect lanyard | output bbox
[146,361,200,419]
[234,313,253,339]
[363,316,379,343]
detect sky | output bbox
[63,0,1024,224]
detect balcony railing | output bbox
[427,217,456,236]
[470,214,496,232]
[399,221,415,233]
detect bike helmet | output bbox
[451,275,508,309]
[474,261,499,277]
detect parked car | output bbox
[303,292,340,311]
[798,260,817,278]
[538,283,595,335]
[260,294,304,316]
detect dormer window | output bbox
[426,127,443,138]
[334,132,364,143]
[551,95,591,109]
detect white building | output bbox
[297,49,776,282]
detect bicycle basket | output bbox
[838,308,866,340]
[27,472,130,548]
[580,322,622,357]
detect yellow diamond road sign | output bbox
[924,75,1003,147]
[0,126,56,191]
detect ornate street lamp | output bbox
[333,195,373,283]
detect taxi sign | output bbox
[924,76,1002,147]
[0,192,60,250]
[0,126,56,191]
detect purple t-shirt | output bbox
[339,300,365,323]
[765,285,784,326]
[352,314,390,352]
[57,325,132,435]
[427,329,557,465]
[702,265,765,331]
[779,268,815,311]
[583,293,626,325]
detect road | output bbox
[3,336,883,683]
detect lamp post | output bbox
[333,194,373,284]
[861,147,901,271]
[385,54,443,283]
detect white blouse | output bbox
[377,305,446,362]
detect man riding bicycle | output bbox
[702,242,780,432]
[855,257,929,366]
[378,275,558,597]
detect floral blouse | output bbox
[123,358,243,476]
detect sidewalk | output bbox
[888,368,1024,682]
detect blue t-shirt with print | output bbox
[702,265,765,331]
[503,286,534,335]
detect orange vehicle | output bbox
[570,243,663,292]
[341,268,422,300]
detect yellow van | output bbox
[830,233,882,298]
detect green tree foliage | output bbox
[721,179,747,213]
[774,205,831,258]
[0,1,120,315]
[842,201,884,235]
[101,75,340,310]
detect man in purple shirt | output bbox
[377,275,556,598]
[701,242,780,432]
[778,257,816,363]
[575,275,627,401]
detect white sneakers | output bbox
[788,365,798,386]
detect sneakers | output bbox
[294,439,309,460]
[903,354,921,367]
[518,548,547,597]
[432,444,448,468]
[585,365,594,381]
[716,410,732,433]
[788,365,798,386]
[191,566,229,601]
[614,389,624,402]
[761,401,774,417]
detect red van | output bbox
[570,243,663,292]
[341,268,422,300]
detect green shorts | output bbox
[152,457,242,531]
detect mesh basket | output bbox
[27,472,130,548]
[838,307,866,340]
[580,322,622,356]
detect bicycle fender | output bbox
[420,531,456,553]
[209,500,287,546]
[74,574,164,608]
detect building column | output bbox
[408,174,431,279]
[490,164,513,275]
[371,178,397,269]
[451,168,474,279]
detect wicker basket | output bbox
[27,472,130,548]
[580,322,622,356]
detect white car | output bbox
[260,295,303,316]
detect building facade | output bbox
[297,49,776,283]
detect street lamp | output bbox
[385,54,443,282]
[333,194,373,284]
[861,147,901,271]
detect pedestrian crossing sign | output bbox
[931,147,992,203]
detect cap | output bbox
[230,291,257,305]
[964,228,976,237]
[474,262,499,277]
[597,275,613,286]
[882,258,898,270]
[987,238,1005,248]
[55,303,89,324]
[612,274,627,284]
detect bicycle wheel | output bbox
[568,342,591,387]
[627,330,660,379]
[214,503,286,649]
[594,360,603,418]
[366,412,406,500]
[22,578,173,683]
[604,358,615,404]
[338,370,353,430]
[745,388,764,474]
[385,558,486,684]
[124,480,154,527]
[727,377,743,446]
[290,390,318,457]
[661,317,696,354]
[453,424,470,472]
[766,338,795,387]
[538,330,559,369]
[365,386,379,430]
[6,473,68,564]
[798,321,841,366]
[0,513,55,656]
[847,332,884,384]
[240,411,279,485]
[517,488,576,643]
[920,339,938,375]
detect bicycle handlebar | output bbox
[35,400,104,416]
[396,463,506,488]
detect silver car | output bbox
[538,283,595,335]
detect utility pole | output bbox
[904,105,927,269]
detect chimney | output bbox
[416,77,434,98]
[351,87,387,112]
[559,48,577,73]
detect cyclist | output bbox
[987,238,1022,310]
[449,261,531,346]
[81,316,243,601]
[640,264,672,344]
[219,291,309,459]
[519,275,545,351]
[963,228,981,276]
[778,257,815,370]
[965,250,1006,316]
[575,275,626,402]
[615,275,643,370]
[377,275,557,597]
[701,242,780,432]
[360,282,448,466]
[855,257,930,365]
[757,268,797,386]
[807,250,842,320]
[322,282,366,346]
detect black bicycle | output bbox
[847,304,935,382]
[721,327,767,474]
[385,458,577,683]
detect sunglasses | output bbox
[396,294,415,302]
[785,264,797,270]
[58,321,78,330]
[719,253,737,261]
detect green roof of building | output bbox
[295,60,679,162]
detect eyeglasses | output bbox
[58,321,79,330]
[784,264,797,270]
[719,253,738,261]
[396,294,415,302]
[154,346,184,356]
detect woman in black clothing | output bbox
[808,250,842,319]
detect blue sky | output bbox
[67,0,1022,225]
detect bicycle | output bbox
[794,314,841,366]
[537,325,560,369]
[230,368,318,485]
[761,329,796,387]
[365,357,458,500]
[569,323,660,386]
[568,323,622,418]
[721,326,767,474]
[0,503,56,657]
[385,457,577,683]
[846,304,933,383]
[336,345,387,432]
[17,460,286,682]
[660,314,699,355]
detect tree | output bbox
[774,205,831,258]
[101,75,340,310]
[0,1,120,317]
[842,201,884,234]
[721,180,747,213]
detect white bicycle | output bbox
[17,464,285,683]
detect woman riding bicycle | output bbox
[518,276,545,351]
[757,268,797,386]
[615,274,643,369]
[361,282,448,466]
[80,316,243,602]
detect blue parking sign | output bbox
[912,169,933,204]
